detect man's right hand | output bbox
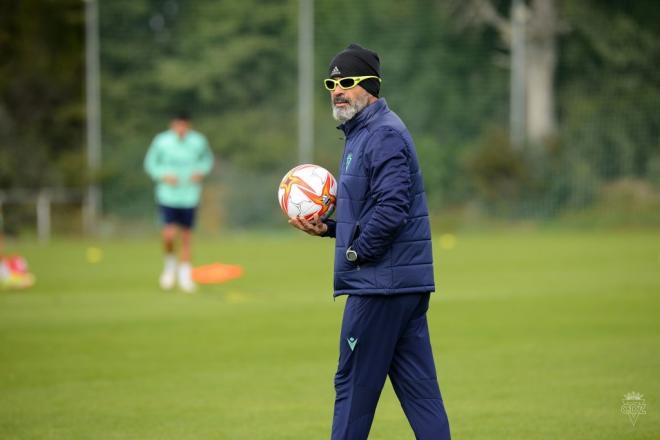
[162,175,178,185]
[289,214,328,236]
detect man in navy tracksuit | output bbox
[290,43,450,440]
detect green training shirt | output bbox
[144,129,214,208]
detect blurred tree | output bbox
[0,0,85,189]
[451,0,561,145]
[466,127,528,215]
[448,0,660,216]
[559,0,660,183]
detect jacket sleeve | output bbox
[351,129,411,262]
[322,219,336,238]
[195,136,215,176]
[144,137,166,182]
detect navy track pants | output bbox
[331,293,450,440]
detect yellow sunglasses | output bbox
[323,75,381,91]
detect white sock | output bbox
[178,262,192,280]
[164,254,177,272]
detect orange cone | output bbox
[191,263,244,284]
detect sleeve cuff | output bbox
[322,219,336,238]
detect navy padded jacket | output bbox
[324,99,435,297]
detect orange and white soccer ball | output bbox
[278,164,337,220]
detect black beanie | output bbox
[328,43,381,97]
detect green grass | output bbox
[1,229,659,439]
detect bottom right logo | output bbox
[621,391,647,427]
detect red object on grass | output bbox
[6,255,29,273]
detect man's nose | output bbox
[331,88,344,100]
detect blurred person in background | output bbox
[290,44,450,440]
[144,111,214,293]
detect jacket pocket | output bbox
[349,222,361,247]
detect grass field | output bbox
[1,229,659,439]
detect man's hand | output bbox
[162,175,178,185]
[289,214,328,236]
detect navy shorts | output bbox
[159,205,197,229]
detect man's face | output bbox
[330,81,372,123]
[171,119,191,138]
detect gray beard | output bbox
[332,94,370,123]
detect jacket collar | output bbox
[338,98,388,137]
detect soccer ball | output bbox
[278,164,337,220]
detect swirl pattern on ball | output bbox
[278,164,337,220]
